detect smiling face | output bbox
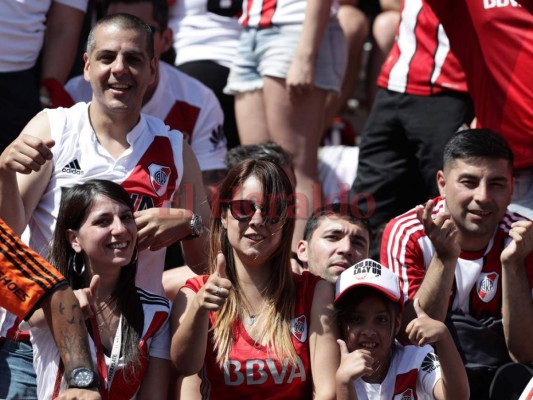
[297,216,369,284]
[68,194,137,276]
[221,176,284,267]
[83,22,156,115]
[341,291,401,381]
[438,157,513,251]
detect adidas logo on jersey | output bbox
[62,159,84,175]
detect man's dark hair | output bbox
[443,129,514,170]
[225,141,294,173]
[87,13,154,59]
[104,0,169,29]
[303,203,371,241]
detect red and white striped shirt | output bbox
[381,196,533,319]
[377,0,467,96]
[240,0,336,28]
[424,0,533,170]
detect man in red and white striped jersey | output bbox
[381,129,533,398]
[351,0,474,258]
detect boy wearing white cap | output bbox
[334,259,468,399]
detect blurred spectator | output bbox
[0,1,87,152]
[365,0,401,106]
[351,0,473,259]
[169,0,242,149]
[425,0,533,220]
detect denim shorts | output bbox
[0,339,38,399]
[224,17,347,95]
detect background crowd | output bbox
[0,0,532,399]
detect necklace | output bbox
[247,314,257,326]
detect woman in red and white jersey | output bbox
[171,159,339,399]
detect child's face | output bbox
[341,292,401,370]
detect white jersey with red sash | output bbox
[65,62,226,173]
[29,288,170,400]
[381,196,533,319]
[0,102,183,341]
[354,342,441,399]
[185,271,321,399]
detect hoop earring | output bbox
[73,252,85,276]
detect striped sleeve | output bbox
[0,219,65,319]
[380,209,427,303]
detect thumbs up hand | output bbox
[197,252,232,312]
[335,339,374,386]
[405,298,447,347]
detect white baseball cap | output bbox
[335,259,403,309]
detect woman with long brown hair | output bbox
[171,159,339,399]
[27,180,170,399]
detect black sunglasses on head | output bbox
[224,199,282,225]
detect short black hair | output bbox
[87,13,154,59]
[443,129,514,170]
[104,0,169,29]
[303,203,371,241]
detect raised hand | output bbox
[501,220,533,266]
[405,298,447,346]
[0,134,55,174]
[336,339,374,385]
[74,274,101,319]
[196,253,232,312]
[417,199,460,261]
[135,208,195,251]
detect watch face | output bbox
[191,214,203,236]
[70,368,96,387]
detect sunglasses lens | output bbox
[230,200,255,221]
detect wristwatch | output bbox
[186,212,203,239]
[68,367,99,389]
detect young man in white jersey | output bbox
[381,128,533,398]
[0,12,210,398]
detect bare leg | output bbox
[235,90,270,145]
[263,76,327,249]
[366,10,401,106]
[324,4,369,128]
